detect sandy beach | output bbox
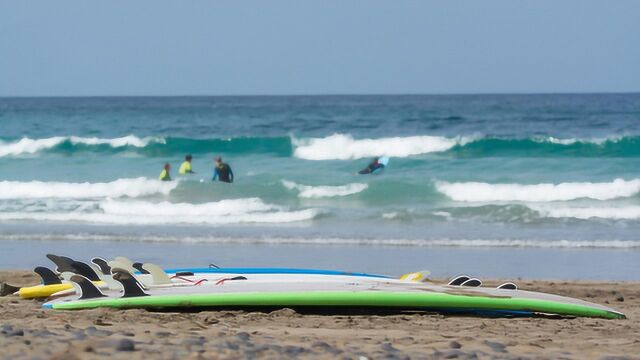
[1,271,637,360]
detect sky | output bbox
[1,1,639,96]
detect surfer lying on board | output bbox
[159,163,172,181]
[179,154,195,175]
[212,156,234,183]
[358,157,384,174]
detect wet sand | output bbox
[0,270,638,359]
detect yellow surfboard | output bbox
[19,281,105,299]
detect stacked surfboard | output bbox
[5,254,626,319]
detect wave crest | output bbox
[0,135,162,157]
[292,133,470,160]
[435,179,640,202]
[282,180,368,198]
[2,134,640,158]
[0,178,177,199]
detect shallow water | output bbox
[1,94,640,277]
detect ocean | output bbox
[1,94,639,278]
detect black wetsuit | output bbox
[358,161,383,174]
[212,163,234,183]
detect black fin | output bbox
[70,275,106,300]
[71,261,101,282]
[34,266,62,285]
[498,282,518,290]
[461,278,482,287]
[132,262,150,274]
[111,268,148,298]
[209,263,220,269]
[175,271,194,276]
[448,275,470,286]
[91,257,111,275]
[46,254,75,273]
[229,276,247,281]
[1,282,21,296]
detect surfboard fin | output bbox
[114,256,135,268]
[448,275,470,286]
[91,257,111,275]
[69,275,107,300]
[0,282,21,296]
[34,266,62,286]
[497,282,518,290]
[112,268,148,298]
[46,254,75,273]
[133,262,150,274]
[71,261,101,282]
[108,259,136,273]
[461,278,482,287]
[142,263,171,285]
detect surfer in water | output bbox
[212,156,234,183]
[358,157,385,174]
[159,163,172,181]
[179,154,195,175]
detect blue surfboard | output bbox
[164,267,389,278]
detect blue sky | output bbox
[1,1,638,96]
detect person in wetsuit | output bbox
[212,156,234,183]
[179,154,195,175]
[159,163,172,181]
[358,157,384,174]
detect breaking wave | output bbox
[2,134,640,158]
[532,205,640,220]
[0,198,321,225]
[0,178,177,199]
[435,179,640,202]
[282,180,368,198]
[0,135,161,157]
[292,133,471,160]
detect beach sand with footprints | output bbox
[1,270,638,359]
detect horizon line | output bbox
[1,90,639,99]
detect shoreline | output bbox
[1,239,639,281]
[1,271,637,359]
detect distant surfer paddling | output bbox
[212,156,234,183]
[159,163,172,181]
[358,157,387,174]
[179,154,195,175]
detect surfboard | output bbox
[17,266,388,299]
[44,273,625,319]
[164,267,388,278]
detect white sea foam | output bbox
[540,136,620,146]
[532,205,640,220]
[0,135,162,157]
[382,212,400,219]
[435,178,640,202]
[0,178,177,199]
[282,180,368,198]
[0,198,320,225]
[1,232,637,248]
[292,133,470,160]
[68,135,161,147]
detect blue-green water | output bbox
[1,94,640,250]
